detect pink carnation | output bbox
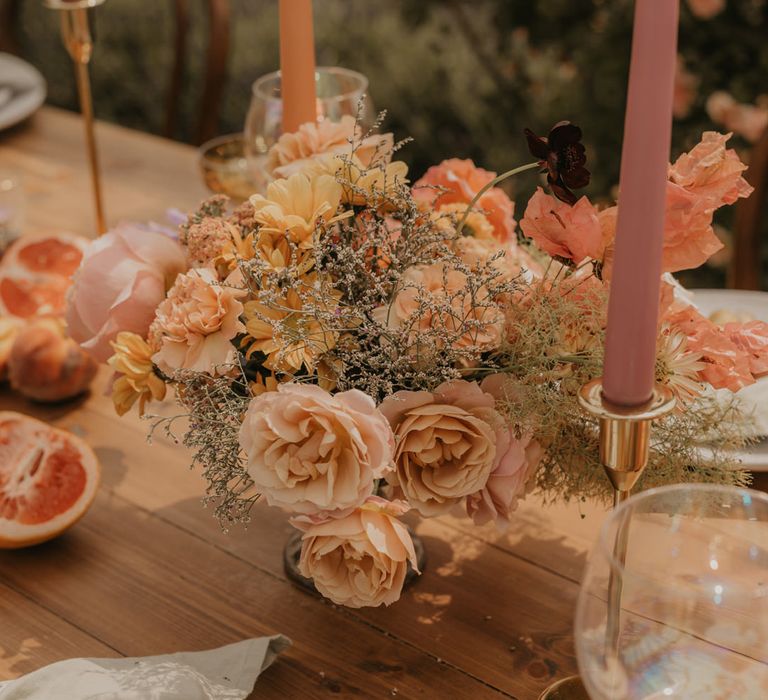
[150,268,245,375]
[414,159,515,243]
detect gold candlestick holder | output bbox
[45,0,107,235]
[539,378,675,700]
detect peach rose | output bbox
[414,159,516,243]
[67,224,187,362]
[520,188,607,263]
[380,380,504,516]
[239,384,395,515]
[267,115,394,179]
[377,262,504,360]
[150,268,245,375]
[292,496,419,608]
[669,132,753,208]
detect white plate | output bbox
[0,53,46,131]
[690,288,768,471]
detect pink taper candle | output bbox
[279,0,317,133]
[602,0,679,407]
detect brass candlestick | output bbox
[539,379,675,700]
[45,0,107,235]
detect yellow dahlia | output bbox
[108,331,167,416]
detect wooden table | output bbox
[0,107,611,699]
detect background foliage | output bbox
[14,0,768,285]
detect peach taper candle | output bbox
[279,0,317,133]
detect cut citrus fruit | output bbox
[0,411,100,548]
[0,232,89,319]
[0,274,72,318]
[1,232,87,277]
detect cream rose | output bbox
[239,384,395,515]
[380,379,503,516]
[293,497,418,608]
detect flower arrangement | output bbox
[68,114,767,608]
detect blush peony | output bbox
[67,224,187,362]
[149,268,245,375]
[239,384,395,515]
[293,496,419,608]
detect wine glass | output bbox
[576,483,768,699]
[243,66,373,193]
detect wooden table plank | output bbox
[0,584,116,679]
[0,491,510,698]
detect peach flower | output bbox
[267,115,395,179]
[724,321,768,378]
[686,0,725,20]
[150,268,245,375]
[414,159,516,243]
[520,188,606,262]
[292,496,418,608]
[665,304,754,392]
[239,384,395,515]
[377,262,504,360]
[464,375,544,526]
[455,237,541,284]
[67,224,187,362]
[669,132,753,208]
[380,380,504,516]
[661,182,724,272]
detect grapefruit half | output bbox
[0,411,100,548]
[0,233,88,319]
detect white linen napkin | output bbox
[0,636,290,700]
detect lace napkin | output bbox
[0,635,291,700]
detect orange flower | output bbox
[414,159,516,243]
[519,188,606,262]
[665,304,754,392]
[669,131,753,208]
[267,115,395,179]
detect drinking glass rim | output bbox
[251,66,368,104]
[597,482,768,581]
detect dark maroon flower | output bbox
[524,121,590,205]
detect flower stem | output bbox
[456,161,540,235]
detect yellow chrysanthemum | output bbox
[242,277,342,374]
[249,172,345,245]
[108,331,167,416]
[310,154,409,207]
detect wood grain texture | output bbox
[0,108,604,699]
